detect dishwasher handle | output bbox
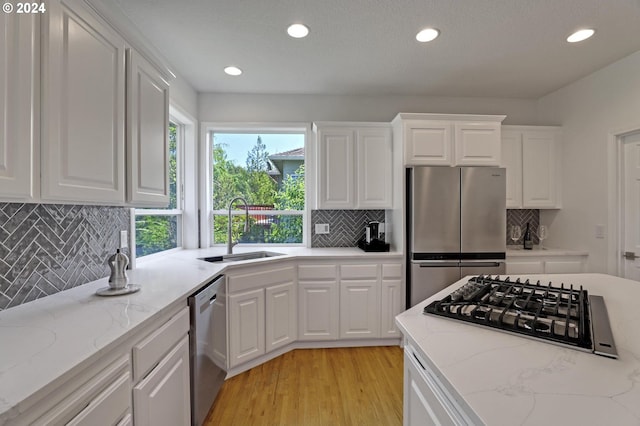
[194,275,224,314]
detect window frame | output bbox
[200,122,311,248]
[132,106,196,264]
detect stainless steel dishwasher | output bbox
[188,274,226,426]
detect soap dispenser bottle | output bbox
[107,249,129,289]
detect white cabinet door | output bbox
[41,0,126,203]
[127,49,170,207]
[229,288,265,367]
[265,281,297,352]
[522,131,560,208]
[403,121,452,166]
[133,336,191,426]
[501,130,523,208]
[404,348,457,426]
[339,280,379,339]
[317,127,355,209]
[0,13,37,200]
[298,281,339,340]
[454,122,501,166]
[356,127,392,208]
[506,260,544,274]
[380,279,402,338]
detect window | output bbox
[134,121,183,257]
[209,129,306,246]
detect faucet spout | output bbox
[227,197,249,255]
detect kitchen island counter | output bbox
[396,273,640,425]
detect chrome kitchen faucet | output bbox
[227,196,250,254]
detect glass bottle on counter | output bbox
[523,222,533,250]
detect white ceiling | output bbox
[113,0,640,98]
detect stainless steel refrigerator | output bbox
[407,167,506,307]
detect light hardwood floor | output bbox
[204,346,403,426]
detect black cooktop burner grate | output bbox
[423,275,593,351]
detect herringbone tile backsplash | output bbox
[311,210,385,247]
[0,203,130,311]
[506,209,540,245]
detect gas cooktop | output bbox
[423,276,618,358]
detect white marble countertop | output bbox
[506,246,589,256]
[0,246,401,423]
[396,273,640,426]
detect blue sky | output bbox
[213,133,304,166]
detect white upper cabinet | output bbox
[393,113,505,167]
[454,121,502,166]
[41,0,127,203]
[0,13,38,201]
[315,126,355,209]
[501,130,523,208]
[501,126,562,209]
[401,120,452,166]
[314,122,392,209]
[356,127,393,208]
[127,50,170,206]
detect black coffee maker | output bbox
[359,221,389,252]
[365,221,380,243]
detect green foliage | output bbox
[274,164,305,210]
[135,216,178,256]
[246,136,270,172]
[212,145,305,245]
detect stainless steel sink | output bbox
[199,251,284,263]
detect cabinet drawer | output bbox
[133,306,189,382]
[67,371,131,426]
[382,263,402,278]
[340,264,378,279]
[228,265,295,293]
[35,355,131,425]
[298,264,337,280]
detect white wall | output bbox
[198,93,538,124]
[537,50,640,273]
[170,73,198,119]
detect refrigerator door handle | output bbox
[413,261,460,268]
[459,261,502,268]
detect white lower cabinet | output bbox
[229,288,266,366]
[339,264,379,339]
[381,263,403,338]
[133,336,191,426]
[299,261,403,341]
[227,264,296,368]
[298,280,340,340]
[506,253,587,275]
[340,279,379,338]
[404,345,475,426]
[265,281,297,352]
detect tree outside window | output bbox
[211,133,305,245]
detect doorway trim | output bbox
[608,123,640,277]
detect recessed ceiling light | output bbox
[224,66,242,76]
[416,28,440,43]
[567,29,595,43]
[287,24,309,38]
